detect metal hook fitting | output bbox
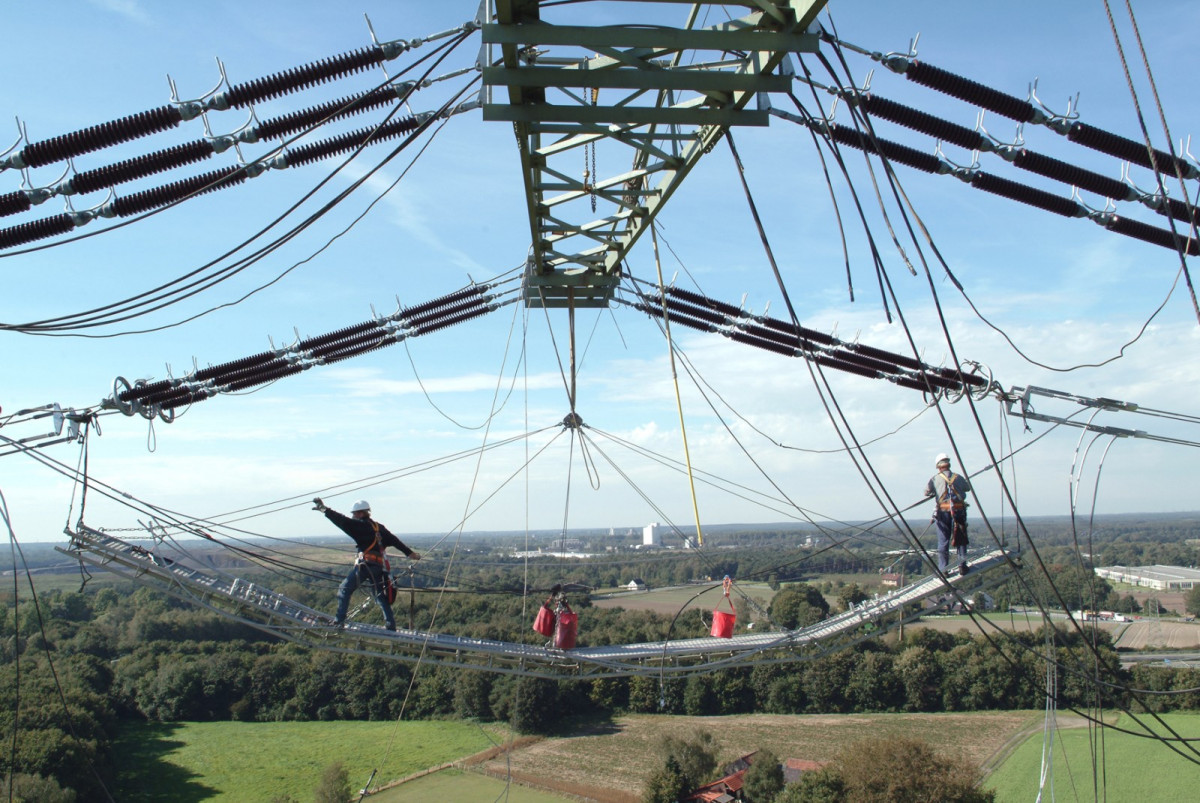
[18,162,70,206]
[1027,78,1080,135]
[1073,187,1116,221]
[204,110,258,154]
[877,32,920,75]
[364,15,396,85]
[933,142,976,178]
[168,65,227,121]
[0,118,25,172]
[976,113,1023,162]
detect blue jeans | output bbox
[335,561,395,629]
[935,509,969,572]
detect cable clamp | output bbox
[1027,78,1079,135]
[202,109,259,153]
[168,66,228,120]
[0,119,25,172]
[876,33,919,75]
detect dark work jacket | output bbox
[324,510,415,559]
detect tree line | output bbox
[4,568,1199,800]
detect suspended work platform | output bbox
[61,525,1013,679]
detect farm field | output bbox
[108,710,1200,801]
[110,719,509,801]
[908,614,1200,649]
[987,712,1200,802]
[476,711,1035,802]
[370,768,574,802]
[591,582,778,619]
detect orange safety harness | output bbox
[357,521,387,566]
[935,471,967,511]
[357,521,399,604]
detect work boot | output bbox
[959,563,970,576]
[385,624,396,632]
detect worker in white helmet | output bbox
[312,497,420,630]
[923,453,972,576]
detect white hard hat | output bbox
[935,453,950,466]
[351,500,371,513]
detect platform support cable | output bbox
[848,56,1200,755]
[374,294,529,796]
[1036,623,1058,803]
[797,54,920,301]
[796,41,1057,632]
[650,225,704,549]
[1081,434,1119,794]
[696,131,937,593]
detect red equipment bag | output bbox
[710,576,736,639]
[533,603,556,637]
[554,603,578,650]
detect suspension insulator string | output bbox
[650,224,704,548]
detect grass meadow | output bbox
[110,719,509,801]
[986,712,1200,802]
[108,710,1200,801]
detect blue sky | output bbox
[2,0,1199,548]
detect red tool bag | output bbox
[710,576,736,638]
[533,602,556,637]
[554,602,578,650]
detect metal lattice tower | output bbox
[483,0,828,308]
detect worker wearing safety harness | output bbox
[313,498,420,630]
[924,453,972,576]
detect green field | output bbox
[109,711,1200,801]
[986,712,1200,802]
[111,719,509,801]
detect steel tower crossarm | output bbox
[484,1,828,308]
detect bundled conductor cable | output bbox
[107,283,507,417]
[632,285,987,399]
[0,20,477,172]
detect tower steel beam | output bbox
[484,0,827,308]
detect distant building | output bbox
[643,522,663,547]
[783,758,828,785]
[965,591,995,611]
[1094,565,1200,591]
[881,573,903,588]
[683,753,827,803]
[625,578,647,591]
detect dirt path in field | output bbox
[978,712,1094,776]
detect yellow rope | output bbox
[650,224,704,547]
